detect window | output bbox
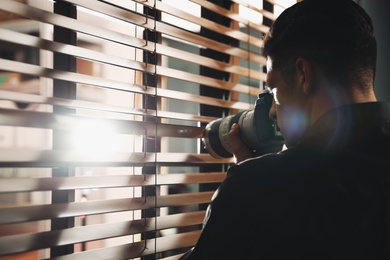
[0,0,293,259]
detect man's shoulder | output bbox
[225,145,337,186]
[225,150,295,184]
[230,147,304,173]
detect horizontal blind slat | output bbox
[127,0,263,46]
[188,0,270,34]
[99,0,266,64]
[46,230,201,260]
[0,173,226,192]
[0,0,147,48]
[0,211,205,256]
[0,90,218,123]
[0,58,150,93]
[0,192,214,224]
[157,21,264,63]
[0,58,263,96]
[0,0,265,65]
[158,43,265,80]
[231,0,276,21]
[0,108,204,137]
[157,65,264,95]
[0,149,232,167]
[0,27,265,81]
[0,90,228,123]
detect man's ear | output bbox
[295,58,313,95]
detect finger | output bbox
[228,123,253,164]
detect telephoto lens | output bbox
[202,89,284,159]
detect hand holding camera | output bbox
[228,123,255,163]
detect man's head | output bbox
[263,0,377,147]
[264,0,376,88]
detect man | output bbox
[181,0,390,259]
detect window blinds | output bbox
[0,0,292,259]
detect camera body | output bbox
[202,89,284,159]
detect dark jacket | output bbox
[181,102,390,259]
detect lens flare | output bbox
[281,105,308,143]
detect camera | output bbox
[202,89,284,159]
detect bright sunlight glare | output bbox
[71,120,120,158]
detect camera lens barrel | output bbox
[202,90,284,159]
[202,112,243,159]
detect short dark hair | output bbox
[263,0,377,89]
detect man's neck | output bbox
[308,84,377,127]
